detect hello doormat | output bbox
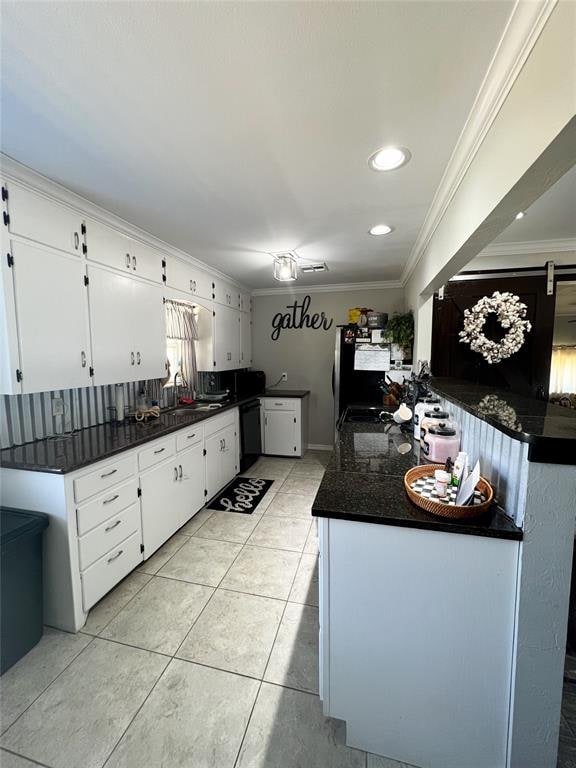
[207,478,274,514]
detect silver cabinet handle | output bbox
[178,464,183,479]
[107,550,123,564]
[132,255,137,271]
[174,466,178,481]
[105,519,122,532]
[81,350,87,368]
[186,433,196,439]
[222,438,226,450]
[103,494,119,505]
[265,416,268,426]
[100,468,117,478]
[126,253,131,268]
[137,351,141,365]
[154,447,165,454]
[274,403,283,406]
[130,351,135,366]
[74,231,80,250]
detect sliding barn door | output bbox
[431,275,556,399]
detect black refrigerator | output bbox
[333,325,396,427]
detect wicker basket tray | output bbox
[404,464,493,520]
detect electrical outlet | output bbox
[281,372,288,382]
[52,397,64,416]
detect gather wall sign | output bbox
[271,295,334,341]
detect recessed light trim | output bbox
[369,146,411,171]
[515,211,526,220]
[369,224,394,236]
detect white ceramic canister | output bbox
[419,407,451,447]
[413,397,440,439]
[422,423,461,464]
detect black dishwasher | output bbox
[239,399,262,472]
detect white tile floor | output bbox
[0,451,410,768]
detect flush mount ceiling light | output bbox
[369,224,394,236]
[515,211,526,220]
[272,251,298,282]
[369,146,411,171]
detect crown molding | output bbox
[401,0,558,288]
[474,237,576,258]
[0,153,250,292]
[251,280,403,296]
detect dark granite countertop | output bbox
[263,389,310,398]
[429,378,576,464]
[312,421,522,541]
[0,397,253,475]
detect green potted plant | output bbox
[385,311,414,357]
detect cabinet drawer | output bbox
[138,437,176,471]
[78,502,140,571]
[203,409,236,438]
[81,530,143,611]
[74,455,136,503]
[262,398,297,411]
[176,425,204,452]
[76,479,138,536]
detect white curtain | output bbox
[165,300,199,392]
[550,347,576,394]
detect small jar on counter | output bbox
[413,397,440,439]
[419,407,451,447]
[422,423,460,464]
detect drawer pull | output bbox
[107,550,123,564]
[186,433,196,439]
[103,494,119,505]
[174,466,178,481]
[274,403,283,406]
[153,447,165,454]
[178,464,183,479]
[105,520,122,532]
[100,468,118,479]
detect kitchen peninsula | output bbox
[313,381,576,768]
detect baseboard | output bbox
[307,443,334,452]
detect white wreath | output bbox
[458,291,532,365]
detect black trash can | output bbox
[1,506,49,674]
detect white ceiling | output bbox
[493,162,576,245]
[1,1,514,288]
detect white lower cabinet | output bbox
[0,409,240,632]
[261,397,308,457]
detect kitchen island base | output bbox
[319,516,519,768]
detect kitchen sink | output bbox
[170,404,223,415]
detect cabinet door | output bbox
[165,255,192,293]
[205,431,223,499]
[191,268,213,301]
[85,218,134,273]
[131,278,167,381]
[264,410,297,456]
[213,278,239,308]
[12,241,91,393]
[220,423,238,488]
[131,240,164,284]
[87,265,134,385]
[213,305,240,371]
[176,442,206,525]
[240,313,252,367]
[140,458,180,556]
[5,182,84,256]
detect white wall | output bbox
[252,286,405,446]
[405,1,576,362]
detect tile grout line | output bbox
[0,746,52,768]
[0,634,97,741]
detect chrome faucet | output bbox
[172,370,183,409]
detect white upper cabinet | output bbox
[87,265,166,386]
[240,312,252,368]
[213,304,241,371]
[3,182,85,257]
[84,219,163,284]
[5,240,91,394]
[165,255,213,301]
[213,278,240,309]
[240,292,251,313]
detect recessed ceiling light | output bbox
[369,224,393,236]
[369,146,411,171]
[515,211,525,220]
